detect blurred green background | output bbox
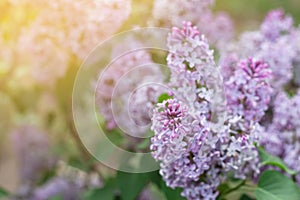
[0,0,299,199]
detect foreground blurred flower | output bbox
[150,0,233,48]
[261,91,300,184]
[11,125,56,184]
[291,26,300,86]
[261,9,294,41]
[151,22,271,200]
[220,8,300,188]
[1,0,131,85]
[32,177,84,200]
[219,9,295,89]
[96,38,166,137]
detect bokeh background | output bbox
[0,0,300,199]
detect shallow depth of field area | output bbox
[1,1,300,200]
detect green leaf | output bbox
[0,188,9,199]
[258,147,297,175]
[85,171,159,200]
[239,194,255,200]
[83,179,117,200]
[105,128,125,146]
[149,170,162,189]
[157,93,172,103]
[217,180,246,199]
[255,170,300,200]
[136,138,150,150]
[217,183,231,197]
[116,171,150,200]
[160,180,185,200]
[83,187,115,200]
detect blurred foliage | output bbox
[258,147,297,175]
[255,170,300,200]
[0,0,300,199]
[215,0,300,32]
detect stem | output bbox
[241,183,256,193]
[219,180,247,199]
[224,180,246,195]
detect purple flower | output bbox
[3,0,131,85]
[150,0,233,48]
[151,99,189,164]
[32,177,84,200]
[151,23,265,200]
[220,10,296,89]
[261,9,294,41]
[96,39,166,136]
[11,125,56,184]
[225,58,273,124]
[261,91,300,184]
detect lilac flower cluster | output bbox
[150,22,272,200]
[11,125,56,185]
[220,9,296,89]
[261,9,294,41]
[220,9,300,187]
[12,168,101,200]
[225,58,272,125]
[96,39,166,136]
[10,126,102,200]
[291,27,300,85]
[150,0,234,48]
[32,177,84,200]
[1,0,131,85]
[261,91,300,184]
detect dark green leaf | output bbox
[239,194,255,200]
[0,188,9,199]
[83,187,115,200]
[149,170,162,189]
[83,179,117,200]
[217,183,231,195]
[116,172,150,200]
[255,170,300,200]
[258,147,297,175]
[160,180,185,200]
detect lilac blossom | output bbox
[291,27,300,86]
[225,58,272,124]
[96,39,166,137]
[257,36,295,88]
[261,91,300,184]
[151,0,215,27]
[150,0,233,48]
[217,9,300,186]
[151,22,270,200]
[3,0,131,85]
[10,125,56,184]
[32,177,84,200]
[218,52,239,81]
[260,9,294,41]
[166,21,224,116]
[219,9,296,89]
